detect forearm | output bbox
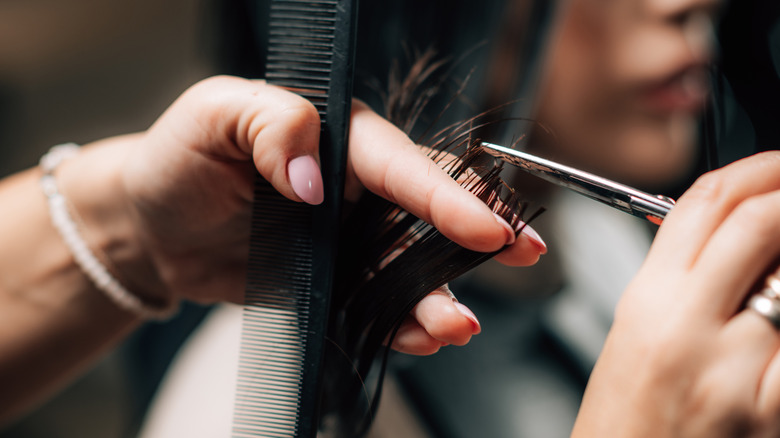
[0,137,147,423]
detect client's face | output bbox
[535,0,723,189]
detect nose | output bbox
[647,0,723,22]
[682,11,716,63]
[648,0,723,63]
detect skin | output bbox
[527,0,780,435]
[535,0,722,189]
[573,151,780,437]
[0,76,546,424]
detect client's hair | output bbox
[319,48,543,437]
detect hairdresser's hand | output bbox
[572,152,780,438]
[61,76,545,354]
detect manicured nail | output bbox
[519,222,547,254]
[454,302,481,334]
[493,213,516,246]
[288,155,324,205]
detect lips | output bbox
[640,66,710,114]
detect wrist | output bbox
[54,137,177,318]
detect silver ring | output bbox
[747,293,780,329]
[765,274,780,299]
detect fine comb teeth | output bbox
[265,0,338,110]
[234,183,313,438]
[233,0,357,437]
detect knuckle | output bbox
[187,75,244,98]
[382,151,416,205]
[684,170,729,205]
[177,76,248,117]
[730,194,780,240]
[276,98,320,131]
[734,196,777,225]
[198,74,240,89]
[754,150,780,169]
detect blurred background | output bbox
[0,1,216,436]
[0,0,778,437]
[0,0,216,177]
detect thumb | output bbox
[159,76,324,205]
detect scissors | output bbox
[480,142,676,225]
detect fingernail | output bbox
[493,213,516,246]
[454,302,481,334]
[519,222,547,254]
[288,155,324,205]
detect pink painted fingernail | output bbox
[288,155,324,205]
[519,222,547,254]
[454,302,481,334]
[493,213,516,246]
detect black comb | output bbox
[232,0,358,437]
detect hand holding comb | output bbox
[233,0,359,437]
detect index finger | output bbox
[647,151,780,273]
[347,100,545,262]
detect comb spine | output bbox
[233,0,358,436]
[298,0,359,433]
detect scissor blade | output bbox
[480,142,675,224]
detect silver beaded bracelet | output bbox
[40,143,177,320]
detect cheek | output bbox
[536,45,602,142]
[537,3,618,132]
[612,26,693,83]
[537,103,699,189]
[534,0,700,186]
[589,113,700,187]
